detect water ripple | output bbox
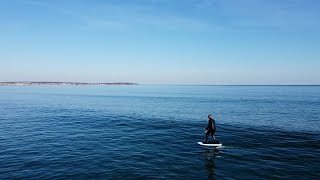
[1,86,320,179]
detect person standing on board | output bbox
[205,114,216,143]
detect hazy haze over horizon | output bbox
[1,0,319,85]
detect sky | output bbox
[0,0,319,85]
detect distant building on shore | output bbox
[0,81,139,86]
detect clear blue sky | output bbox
[0,0,319,85]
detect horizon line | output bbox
[0,81,319,86]
[143,84,320,86]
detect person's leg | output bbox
[211,135,216,141]
[211,131,216,141]
[205,130,211,143]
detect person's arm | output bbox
[212,119,216,130]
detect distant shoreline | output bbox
[0,82,139,86]
[0,82,318,86]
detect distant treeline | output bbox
[0,82,139,86]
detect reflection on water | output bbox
[202,149,221,179]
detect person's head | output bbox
[208,114,213,120]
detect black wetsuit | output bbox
[205,118,216,142]
[206,118,216,134]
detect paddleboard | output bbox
[198,142,222,147]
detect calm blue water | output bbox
[0,85,319,179]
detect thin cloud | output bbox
[82,17,128,29]
[213,0,320,30]
[193,0,217,9]
[20,0,217,31]
[88,2,215,31]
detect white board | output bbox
[197,142,222,147]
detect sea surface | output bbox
[0,85,319,179]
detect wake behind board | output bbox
[198,142,222,147]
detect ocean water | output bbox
[0,85,319,179]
